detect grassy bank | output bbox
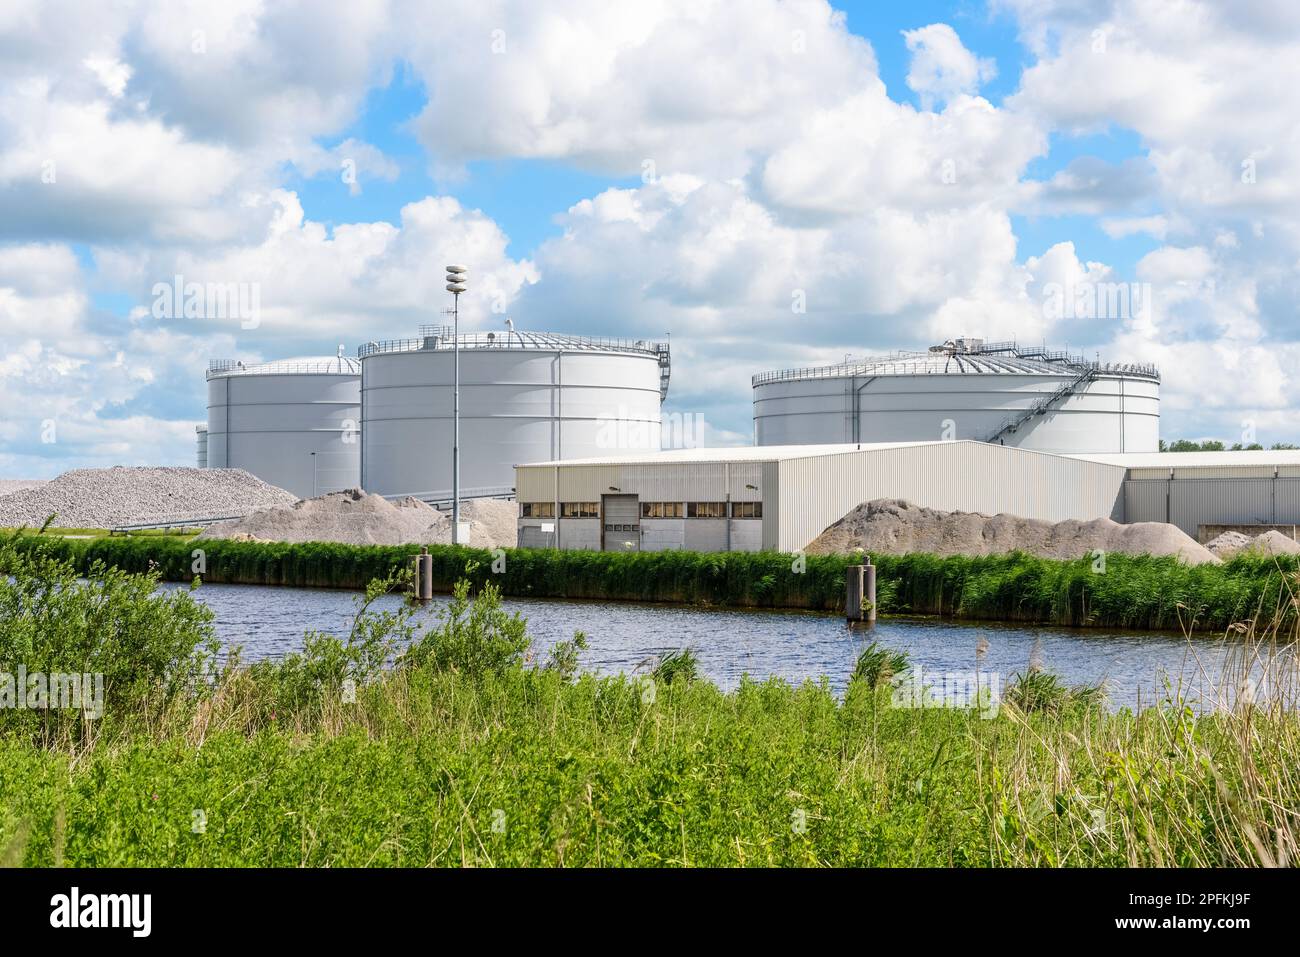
[5,533,1298,631]
[2,539,1298,867]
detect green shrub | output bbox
[398,571,530,678]
[0,537,219,742]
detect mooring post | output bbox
[846,564,865,621]
[417,545,433,601]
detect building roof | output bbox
[1070,450,1300,469]
[207,355,360,378]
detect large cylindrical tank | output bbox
[753,338,1159,454]
[206,354,361,499]
[359,329,671,499]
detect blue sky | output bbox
[3,0,1297,476]
[283,1,1149,273]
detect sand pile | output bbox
[807,498,1220,565]
[0,467,296,528]
[200,490,519,549]
[1208,529,1300,559]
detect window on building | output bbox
[732,502,762,519]
[520,502,555,518]
[561,502,599,518]
[640,501,685,519]
[687,501,727,518]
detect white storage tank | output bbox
[206,352,361,499]
[359,327,671,500]
[752,338,1159,454]
[195,426,208,468]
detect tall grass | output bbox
[2,537,1299,867]
[4,532,1298,631]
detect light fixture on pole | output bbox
[445,264,468,544]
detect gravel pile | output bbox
[1204,530,1253,557]
[0,467,297,529]
[807,498,1221,565]
[200,490,519,549]
[0,479,46,496]
[1207,529,1300,559]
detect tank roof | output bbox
[206,355,361,378]
[357,328,669,358]
[358,328,672,401]
[753,338,1159,386]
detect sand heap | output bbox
[0,467,295,529]
[199,489,519,549]
[806,498,1221,565]
[1205,528,1300,559]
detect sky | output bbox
[2,0,1299,478]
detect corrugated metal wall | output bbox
[774,441,1127,551]
[1124,473,1300,536]
[517,461,764,504]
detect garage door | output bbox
[602,494,640,551]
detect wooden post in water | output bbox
[846,564,864,621]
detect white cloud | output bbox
[1101,215,1168,240]
[902,23,997,108]
[400,0,878,177]
[6,0,1300,473]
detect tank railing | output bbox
[358,333,670,358]
[206,359,359,378]
[752,356,1159,386]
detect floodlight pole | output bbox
[445,264,469,545]
[452,289,460,543]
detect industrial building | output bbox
[205,352,361,499]
[358,327,670,501]
[1067,449,1300,540]
[753,337,1159,454]
[514,441,1128,552]
[516,442,1300,553]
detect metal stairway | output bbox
[986,366,1098,444]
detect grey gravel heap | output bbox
[807,498,1221,565]
[199,489,519,549]
[0,467,298,529]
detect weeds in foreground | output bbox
[1,538,1298,867]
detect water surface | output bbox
[162,582,1265,710]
